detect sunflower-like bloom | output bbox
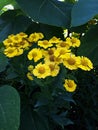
[78,56,93,71]
[56,40,72,49]
[33,63,50,78]
[3,38,13,47]
[4,47,23,58]
[27,72,33,80]
[54,47,71,58]
[44,54,61,65]
[38,40,53,49]
[66,37,80,48]
[16,32,28,38]
[27,48,43,62]
[62,54,80,70]
[49,36,61,44]
[9,35,23,45]
[19,39,30,49]
[42,47,56,58]
[46,62,60,77]
[63,79,77,92]
[28,32,44,42]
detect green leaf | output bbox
[0,53,8,72]
[19,105,36,130]
[51,112,73,127]
[16,0,73,28]
[0,10,32,42]
[77,24,98,66]
[32,111,50,130]
[0,85,20,130]
[71,0,98,27]
[20,102,50,130]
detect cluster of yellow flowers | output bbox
[3,32,44,57]
[3,32,93,92]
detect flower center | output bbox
[43,40,48,45]
[71,39,76,44]
[7,39,13,43]
[81,59,88,66]
[38,67,45,74]
[67,58,76,65]
[68,82,73,88]
[49,64,55,71]
[8,48,15,53]
[49,55,55,62]
[32,52,37,57]
[48,49,54,55]
[60,42,67,47]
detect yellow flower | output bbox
[63,79,77,92]
[15,48,23,56]
[27,72,33,80]
[62,54,80,70]
[56,40,72,49]
[47,63,60,77]
[44,54,61,64]
[49,36,61,43]
[19,39,30,49]
[38,40,53,49]
[4,47,18,58]
[54,47,71,58]
[16,32,28,38]
[28,32,44,42]
[37,32,44,39]
[3,38,13,47]
[28,65,34,72]
[9,35,23,44]
[66,37,80,47]
[27,48,43,62]
[78,56,93,71]
[42,47,56,57]
[33,63,50,78]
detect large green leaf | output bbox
[20,103,50,130]
[0,53,8,72]
[0,10,32,42]
[16,0,73,28]
[71,0,98,27]
[77,24,98,66]
[0,85,20,130]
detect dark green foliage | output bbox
[0,0,98,130]
[71,0,98,26]
[0,85,20,130]
[16,0,73,28]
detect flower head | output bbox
[54,47,71,58]
[63,79,77,92]
[4,47,23,58]
[49,36,61,44]
[78,56,93,71]
[33,63,50,78]
[27,72,33,80]
[56,41,72,49]
[27,48,43,62]
[66,37,80,48]
[62,54,80,70]
[47,63,60,77]
[3,38,13,47]
[28,32,44,42]
[16,32,28,38]
[38,40,53,49]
